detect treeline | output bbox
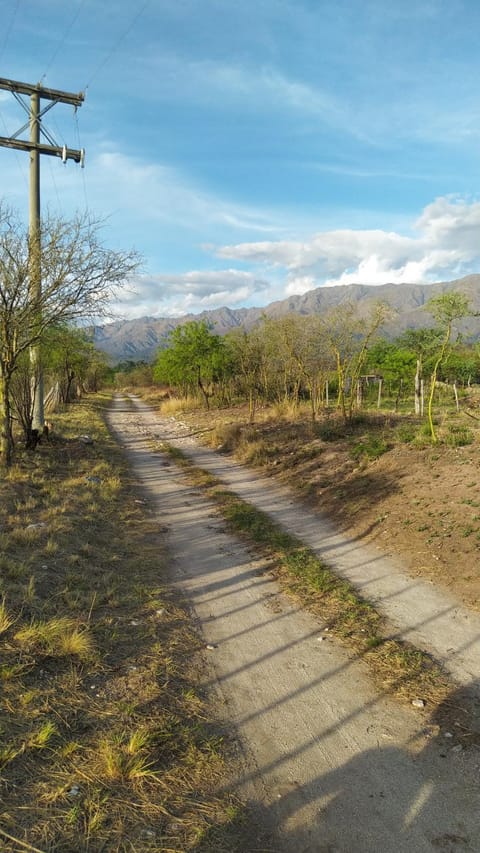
[10,323,111,439]
[147,291,475,442]
[0,204,137,465]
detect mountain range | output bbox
[94,274,480,363]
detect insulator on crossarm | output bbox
[80,148,85,168]
[62,145,67,163]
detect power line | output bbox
[74,108,89,211]
[46,157,62,209]
[0,0,21,67]
[0,102,28,192]
[41,0,89,81]
[84,0,151,90]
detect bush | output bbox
[209,422,243,452]
[350,435,389,462]
[395,423,417,444]
[444,424,475,447]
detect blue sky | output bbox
[1,0,480,318]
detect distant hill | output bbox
[94,274,480,363]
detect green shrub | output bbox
[395,423,417,444]
[350,436,389,462]
[444,424,474,447]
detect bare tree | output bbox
[226,327,268,423]
[426,292,471,443]
[0,204,139,465]
[319,301,389,422]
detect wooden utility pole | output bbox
[0,77,85,431]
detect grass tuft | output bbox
[96,729,158,782]
[0,599,14,635]
[14,617,95,661]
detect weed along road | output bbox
[107,395,480,853]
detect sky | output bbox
[1,0,480,319]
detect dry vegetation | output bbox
[0,398,246,853]
[151,390,480,611]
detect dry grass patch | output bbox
[0,396,248,853]
[14,616,95,660]
[0,599,14,635]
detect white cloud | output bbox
[143,55,371,141]
[142,52,480,148]
[216,196,480,298]
[0,146,283,239]
[90,152,279,234]
[111,269,270,318]
[285,275,317,296]
[110,195,480,317]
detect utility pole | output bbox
[0,77,85,431]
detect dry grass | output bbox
[14,616,96,660]
[0,599,14,635]
[0,396,247,853]
[139,390,203,416]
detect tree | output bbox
[260,315,307,408]
[113,360,153,389]
[42,324,98,404]
[320,302,389,422]
[367,339,417,410]
[0,205,139,466]
[425,292,471,442]
[442,344,480,386]
[153,320,230,408]
[261,314,333,421]
[225,328,267,423]
[396,327,443,415]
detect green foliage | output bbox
[350,435,389,462]
[367,340,416,383]
[154,321,232,407]
[396,327,444,364]
[444,424,474,447]
[44,324,109,396]
[426,292,472,442]
[224,327,268,421]
[428,291,471,326]
[395,423,417,444]
[113,359,153,388]
[442,345,480,384]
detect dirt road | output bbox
[107,395,480,853]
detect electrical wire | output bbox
[0,0,21,67]
[84,0,151,90]
[41,0,89,82]
[74,108,89,211]
[46,156,62,210]
[0,102,28,192]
